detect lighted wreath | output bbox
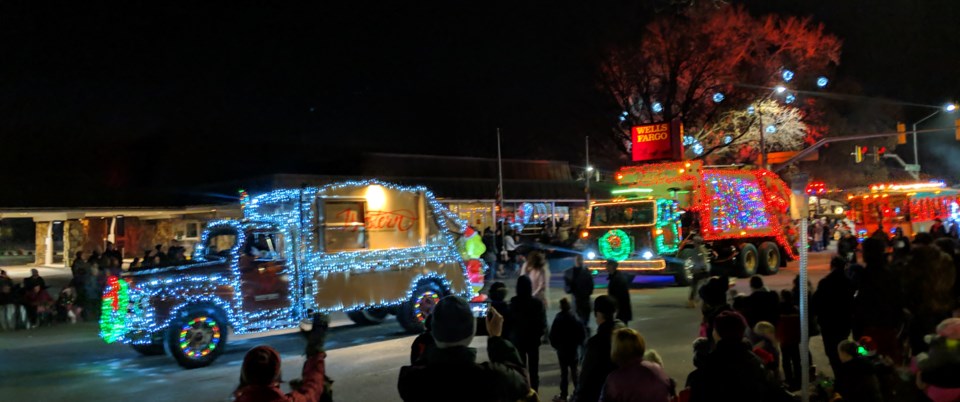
[99,276,130,344]
[598,229,633,262]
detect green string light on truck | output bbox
[598,229,633,261]
[655,199,681,254]
[100,276,131,344]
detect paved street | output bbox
[0,252,833,402]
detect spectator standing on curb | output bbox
[233,313,331,402]
[812,256,855,375]
[520,251,550,310]
[834,340,883,402]
[600,328,673,402]
[574,295,625,402]
[509,275,547,392]
[549,297,585,402]
[399,296,533,402]
[605,260,632,327]
[688,311,773,402]
[564,255,595,329]
[22,269,46,292]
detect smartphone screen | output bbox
[469,301,489,318]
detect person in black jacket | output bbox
[812,256,855,375]
[687,311,774,402]
[564,255,595,328]
[744,276,780,328]
[834,340,883,402]
[509,275,547,392]
[399,296,531,402]
[573,295,625,402]
[549,297,586,402]
[605,260,632,326]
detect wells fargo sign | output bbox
[631,121,683,162]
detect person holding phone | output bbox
[233,313,331,402]
[399,296,533,402]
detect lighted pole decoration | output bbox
[910,103,958,172]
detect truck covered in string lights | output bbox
[580,160,796,283]
[98,180,487,368]
[845,180,959,238]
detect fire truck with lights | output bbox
[98,181,485,368]
[846,180,960,238]
[579,160,797,284]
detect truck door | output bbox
[238,230,292,314]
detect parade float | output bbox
[845,180,960,238]
[99,180,486,368]
[581,159,797,284]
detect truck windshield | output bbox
[589,202,655,227]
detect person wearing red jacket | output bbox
[233,313,331,402]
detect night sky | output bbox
[2,1,960,201]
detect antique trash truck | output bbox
[98,181,487,368]
[580,160,796,284]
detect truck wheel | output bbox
[737,243,759,278]
[166,310,228,369]
[397,282,444,333]
[673,248,700,286]
[758,242,781,275]
[131,343,165,356]
[346,308,389,325]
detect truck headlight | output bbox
[586,251,596,260]
[641,250,654,260]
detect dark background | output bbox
[2,1,959,202]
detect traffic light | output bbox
[854,145,865,163]
[897,122,906,145]
[874,146,886,163]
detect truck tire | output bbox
[346,308,389,326]
[737,243,759,278]
[673,248,701,286]
[166,309,228,369]
[131,343,165,356]
[758,241,781,275]
[397,282,445,333]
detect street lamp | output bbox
[911,102,958,167]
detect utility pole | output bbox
[585,136,591,206]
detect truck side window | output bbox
[245,231,285,260]
[323,201,368,251]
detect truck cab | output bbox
[580,199,691,284]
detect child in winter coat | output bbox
[549,297,585,402]
[753,321,781,381]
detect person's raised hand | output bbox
[485,307,503,338]
[305,313,329,356]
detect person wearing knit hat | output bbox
[916,317,960,399]
[688,310,773,402]
[233,313,330,402]
[399,296,531,402]
[712,310,747,342]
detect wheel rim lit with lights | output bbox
[178,316,222,359]
[413,291,439,323]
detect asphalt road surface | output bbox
[0,252,834,402]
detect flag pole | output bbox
[497,128,505,250]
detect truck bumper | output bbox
[585,258,667,273]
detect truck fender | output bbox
[161,297,237,333]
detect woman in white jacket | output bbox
[520,250,550,309]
